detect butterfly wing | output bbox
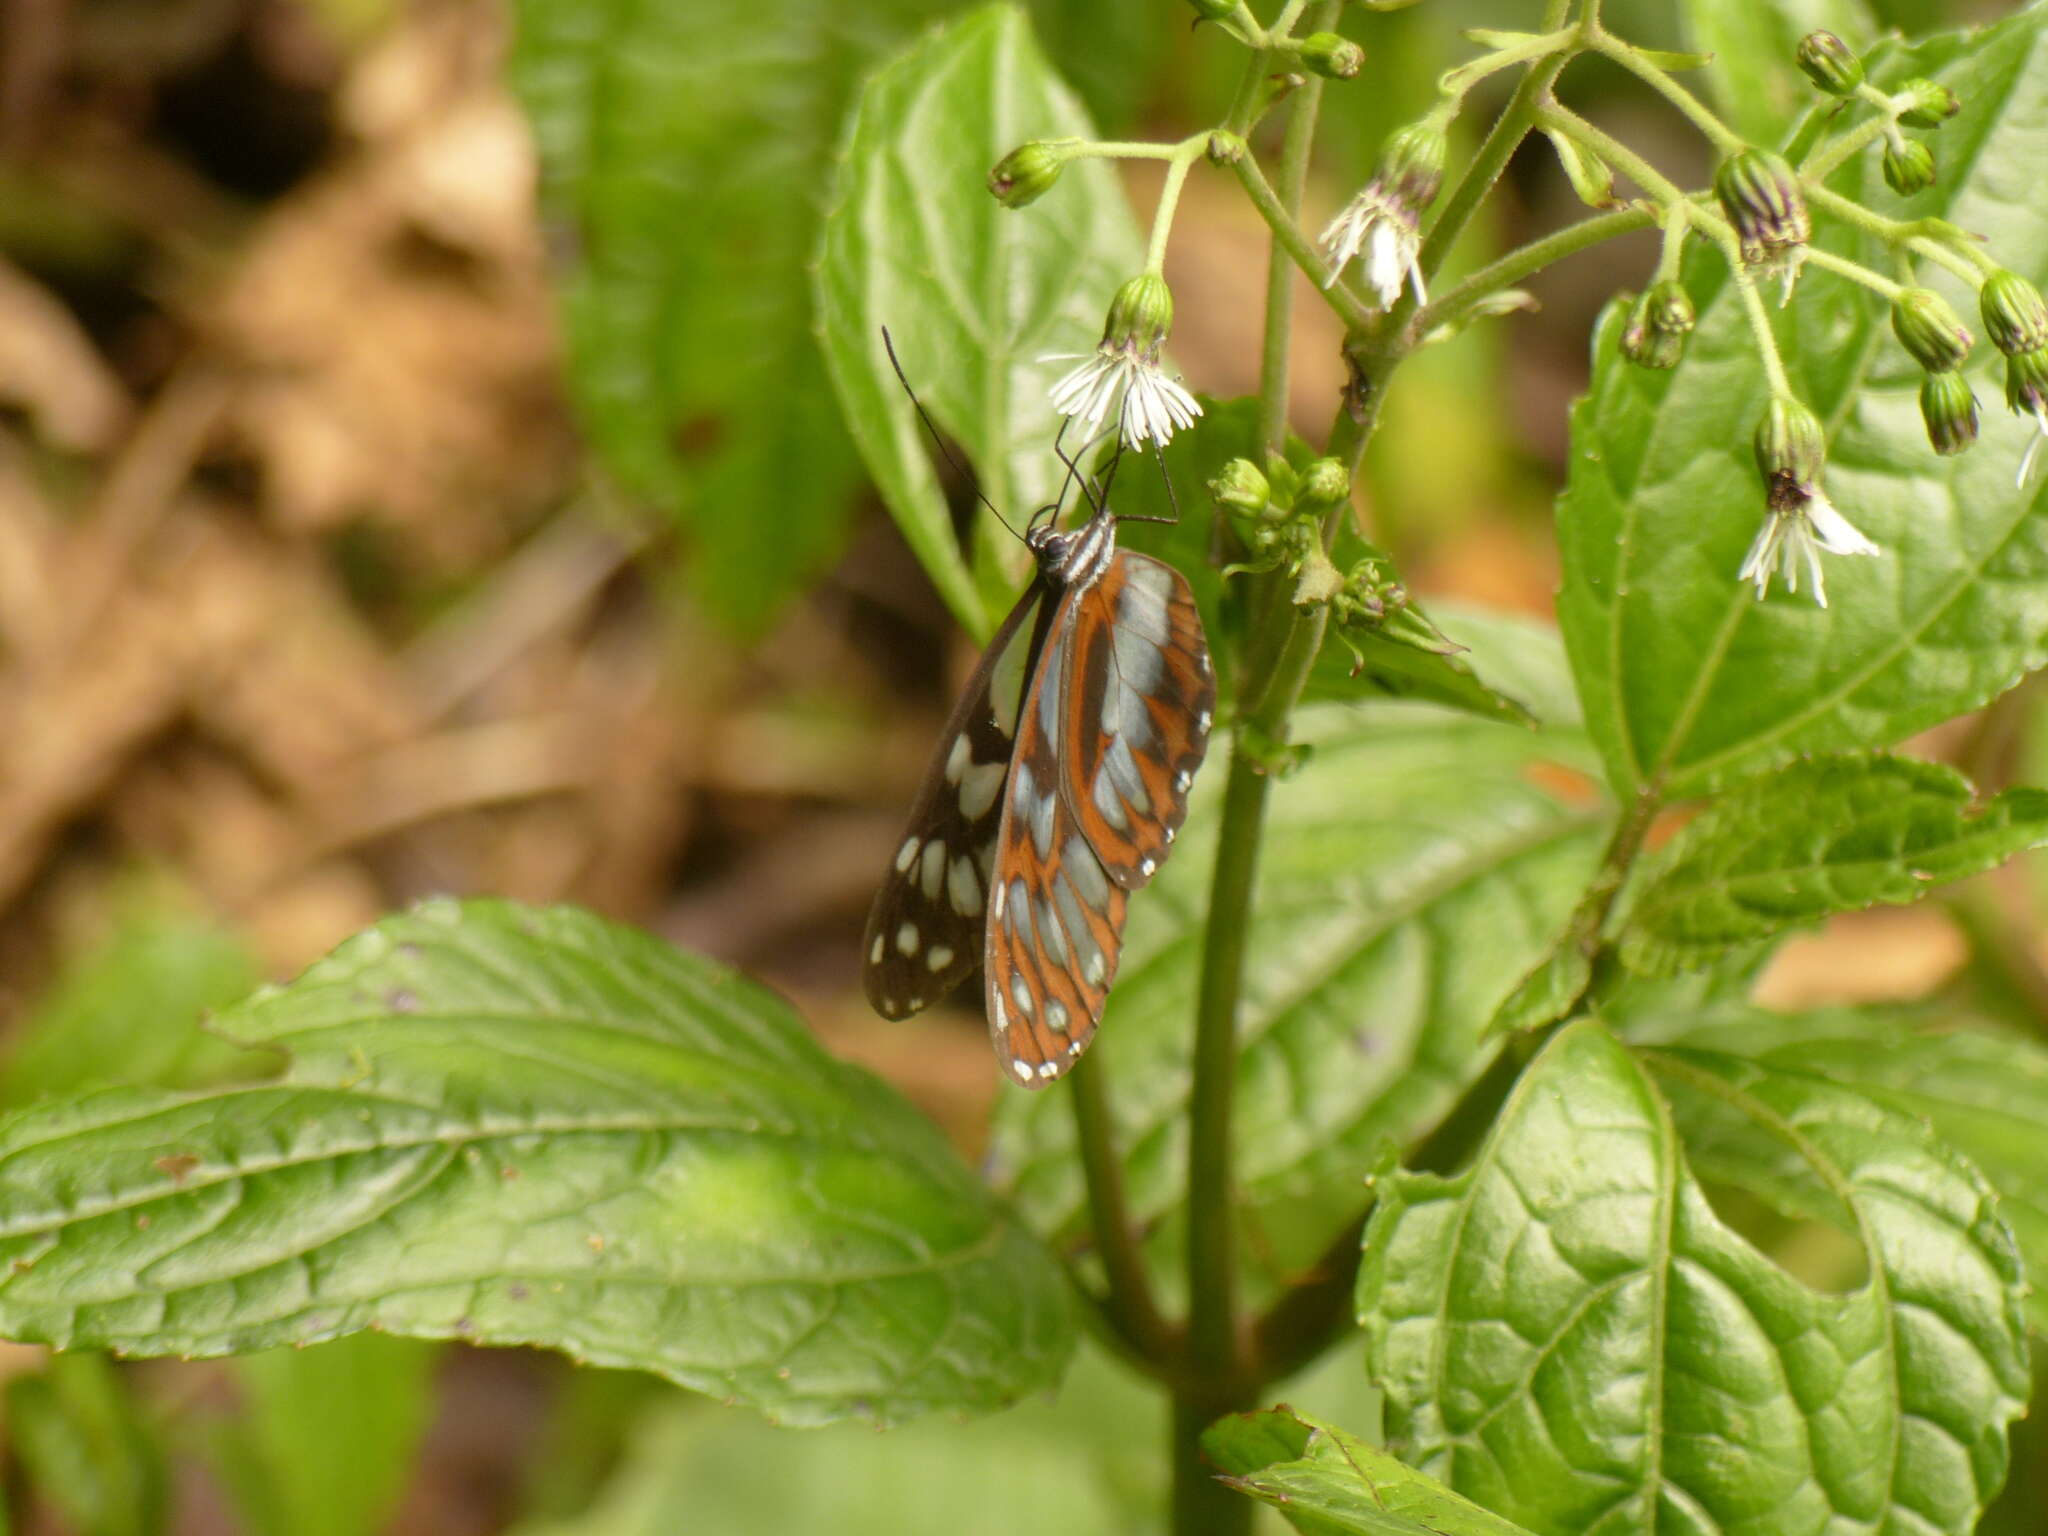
[1060,551,1214,889]
[863,581,1053,1019]
[983,589,1131,1086]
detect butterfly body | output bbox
[864,505,1213,1086]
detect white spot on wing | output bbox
[919,839,946,899]
[958,760,1001,819]
[869,934,884,965]
[1045,999,1069,1034]
[1010,975,1034,1016]
[949,857,982,916]
[927,944,955,971]
[945,733,969,784]
[895,836,920,873]
[896,923,920,956]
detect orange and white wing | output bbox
[983,593,1129,1087]
[1060,552,1213,889]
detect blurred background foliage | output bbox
[0,0,2035,1530]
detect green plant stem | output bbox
[1802,244,1906,299]
[1535,103,1688,204]
[1714,232,1794,396]
[1073,139,1195,161]
[1803,184,1990,285]
[1802,113,1893,180]
[1068,1053,1175,1368]
[1175,16,1333,1528]
[1438,27,1575,106]
[1418,204,1654,334]
[1222,0,1313,135]
[1587,29,1743,154]
[1230,148,1376,333]
[1148,145,1204,273]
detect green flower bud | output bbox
[1896,77,1960,129]
[1754,395,1826,499]
[1376,121,1448,211]
[2005,346,2048,419]
[1210,457,1272,517]
[1796,31,1863,95]
[1919,370,1979,456]
[1981,269,2048,356]
[1620,281,1695,370]
[1103,273,1173,349]
[1714,148,1810,267]
[1881,138,1936,196]
[1298,31,1364,79]
[988,140,1074,208]
[1891,287,1973,372]
[1296,457,1352,508]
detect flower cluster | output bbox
[1045,274,1202,449]
[1318,123,1446,308]
[1739,396,1877,606]
[1984,269,2048,486]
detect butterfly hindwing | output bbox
[1061,551,1214,889]
[983,593,1131,1086]
[862,582,1052,1019]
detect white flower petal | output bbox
[1802,490,1879,556]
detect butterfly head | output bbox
[1026,505,1119,588]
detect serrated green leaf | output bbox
[1621,755,2048,975]
[0,899,1072,1426]
[1678,0,1876,143]
[1358,1020,2030,1536]
[1633,1004,2048,1334]
[990,687,1607,1293]
[1559,10,2048,797]
[816,3,1145,635]
[509,0,945,633]
[219,1334,437,1536]
[1485,938,1593,1036]
[1205,1407,1539,1536]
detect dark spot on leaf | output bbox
[155,1153,201,1184]
[508,1283,529,1301]
[135,1214,150,1230]
[453,1316,477,1336]
[397,942,421,957]
[501,1166,520,1180]
[386,987,418,1013]
[670,413,724,458]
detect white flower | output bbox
[1318,188,1424,309]
[1046,339,1202,448]
[1737,486,1878,607]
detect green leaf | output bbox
[1358,1020,2030,1535]
[1204,1407,1540,1536]
[505,1343,1163,1536]
[1096,396,1538,725]
[1677,0,1876,143]
[4,1355,165,1536]
[1559,9,2048,797]
[990,687,1607,1292]
[218,1334,438,1536]
[1,880,263,1105]
[508,0,945,633]
[0,900,1073,1426]
[1632,1004,2048,1335]
[1620,755,2048,975]
[816,3,1145,635]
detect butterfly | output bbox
[863,490,1214,1088]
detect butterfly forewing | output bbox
[983,596,1130,1085]
[862,583,1052,1019]
[1061,552,1214,889]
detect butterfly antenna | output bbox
[880,327,1023,543]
